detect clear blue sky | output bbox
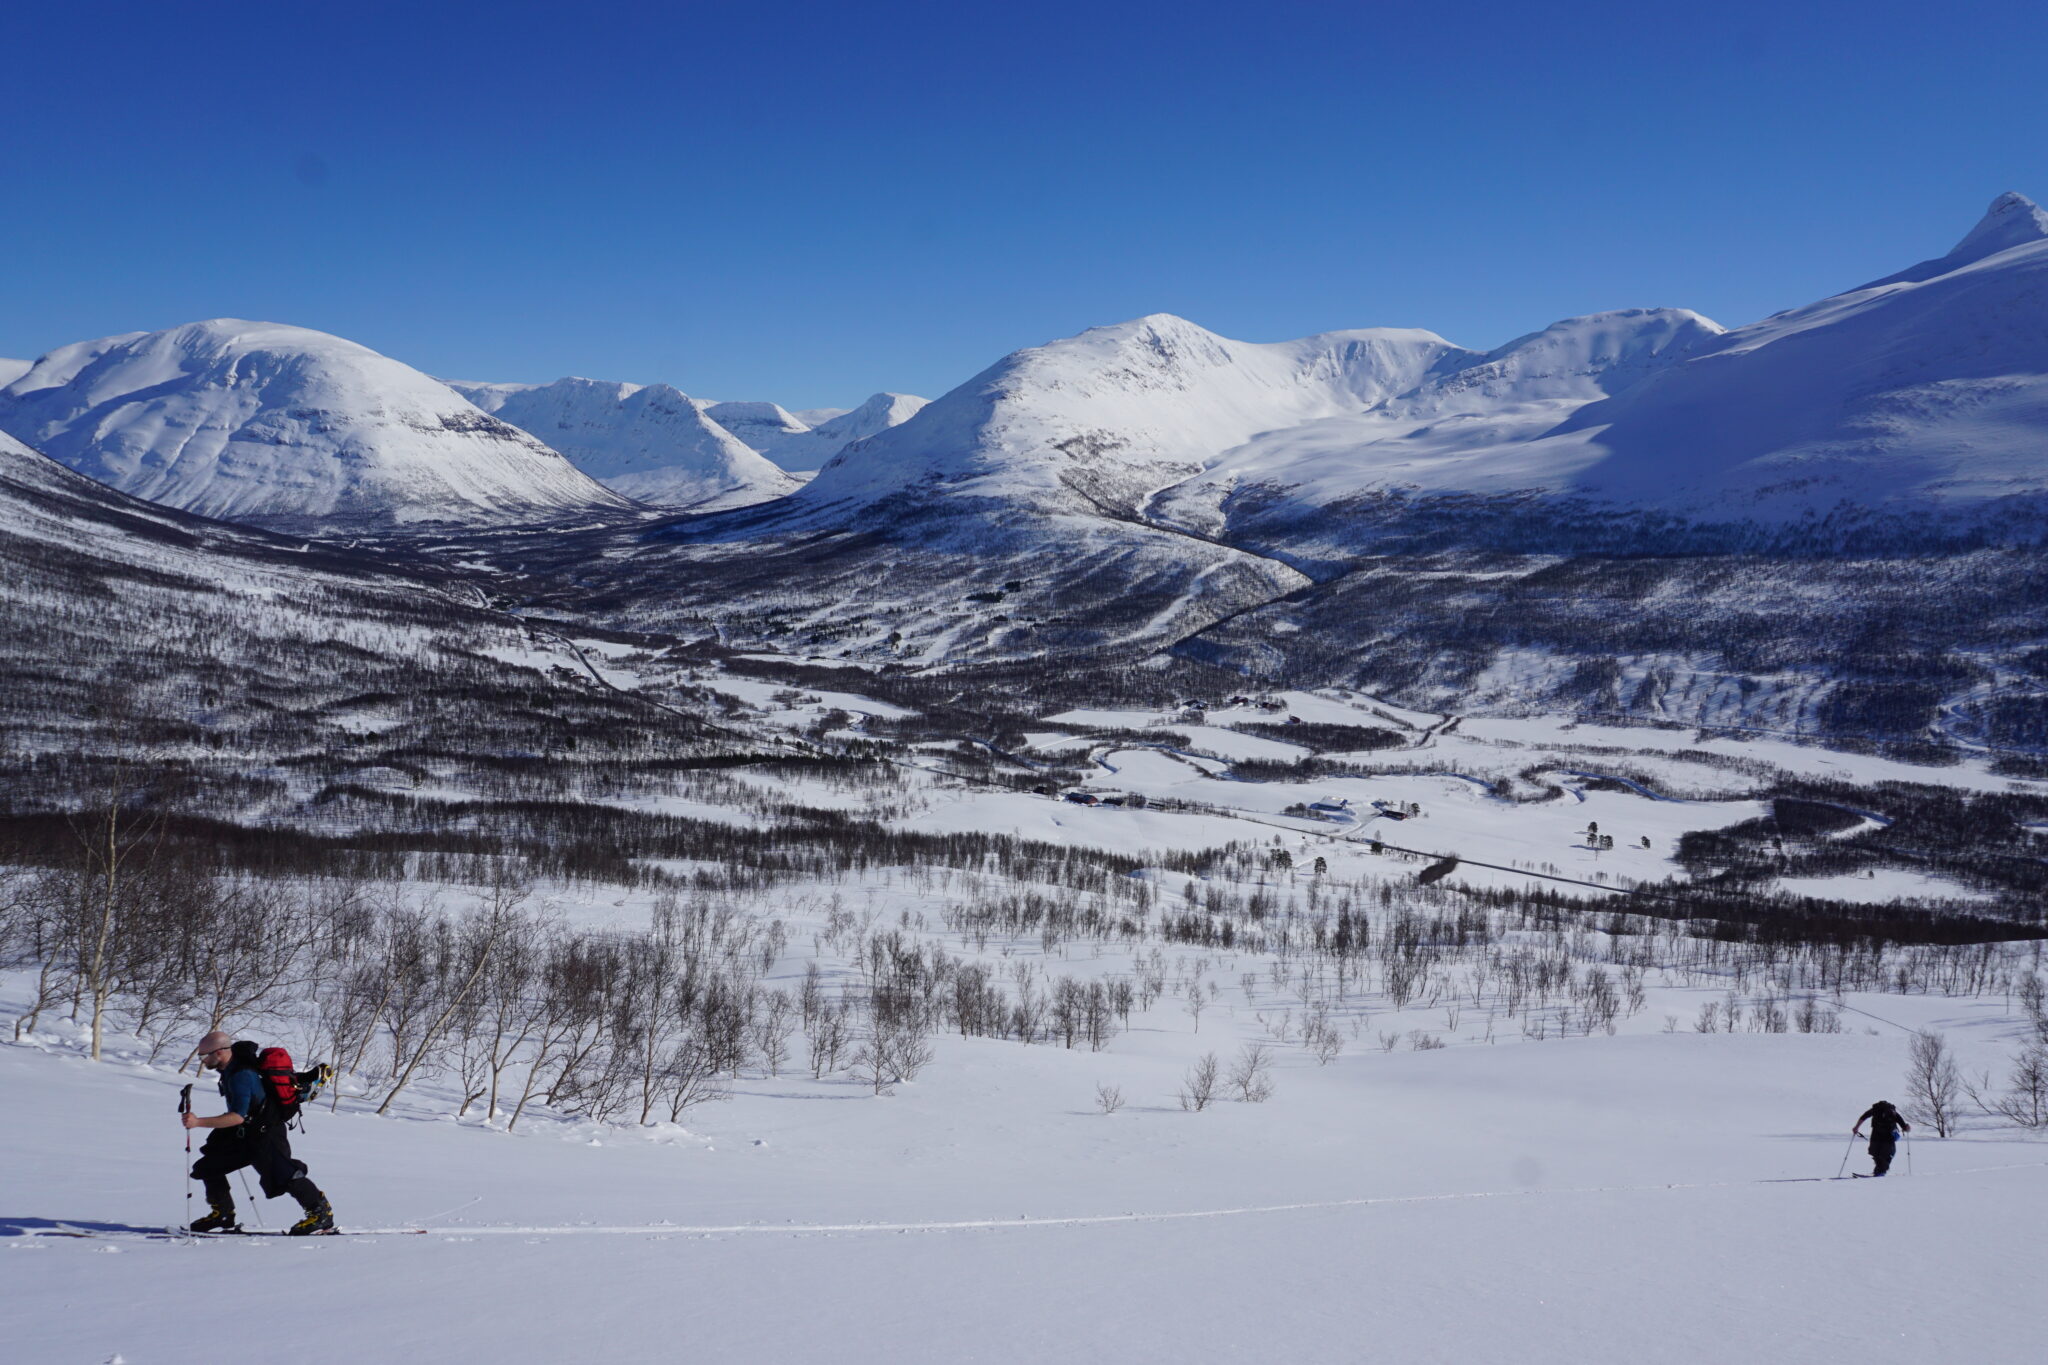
[5,0,2046,408]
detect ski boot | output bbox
[286,1201,336,1236]
[189,1204,240,1234]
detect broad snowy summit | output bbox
[0,320,632,530]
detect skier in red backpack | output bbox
[183,1030,335,1234]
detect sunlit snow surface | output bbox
[450,377,799,509]
[5,655,2043,1362]
[789,193,2048,533]
[5,940,2042,1363]
[0,320,631,526]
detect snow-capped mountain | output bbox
[543,193,2048,751]
[0,320,634,531]
[445,378,929,488]
[0,358,29,387]
[1545,193,2048,515]
[1161,193,2048,542]
[761,392,931,471]
[448,376,796,509]
[752,192,2048,569]
[795,316,1471,518]
[1859,189,2048,289]
[1143,307,1726,536]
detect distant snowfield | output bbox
[1775,870,1992,904]
[906,758,1762,882]
[697,674,916,722]
[643,678,2042,895]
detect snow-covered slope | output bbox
[1549,193,2048,514]
[797,315,1471,517]
[0,357,29,387]
[1150,308,1724,531]
[704,400,810,454]
[757,194,2048,546]
[1162,194,2048,532]
[450,376,797,509]
[0,320,634,530]
[0,421,509,758]
[763,392,931,471]
[1860,189,2048,289]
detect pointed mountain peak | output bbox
[1948,191,2048,263]
[1857,191,2048,291]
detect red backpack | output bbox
[257,1046,303,1119]
[226,1040,332,1124]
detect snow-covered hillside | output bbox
[797,315,1470,517]
[758,194,2048,540]
[1550,193,2048,514]
[450,376,797,509]
[761,391,931,471]
[1147,307,1723,533]
[9,981,2043,1365]
[705,399,810,454]
[0,357,28,387]
[0,419,762,806]
[0,320,635,530]
[1161,194,2048,533]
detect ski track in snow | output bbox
[37,1161,2044,1243]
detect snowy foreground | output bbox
[6,992,2044,1363]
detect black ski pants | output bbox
[192,1123,323,1210]
[1868,1134,1897,1176]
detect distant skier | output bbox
[1852,1099,1912,1177]
[183,1030,335,1234]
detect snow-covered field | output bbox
[6,976,2043,1364]
[7,790,2045,1365]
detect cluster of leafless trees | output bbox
[8,778,2046,1138]
[1908,977,2048,1137]
[0,856,778,1126]
[0,837,1159,1126]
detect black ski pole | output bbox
[1835,1133,1857,1178]
[179,1084,193,1232]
